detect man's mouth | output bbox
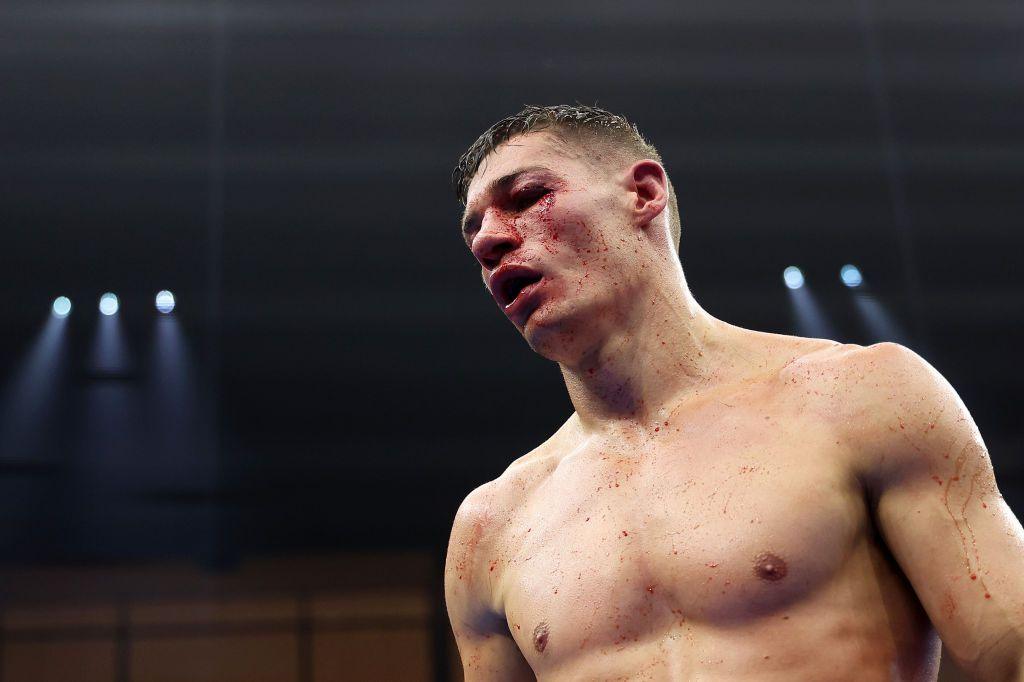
[491,265,544,309]
[503,276,544,326]
[502,273,543,309]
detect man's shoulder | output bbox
[775,338,928,395]
[769,339,949,439]
[449,417,575,548]
[807,340,936,399]
[445,433,565,607]
[786,340,969,472]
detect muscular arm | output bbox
[445,486,535,681]
[857,343,1024,680]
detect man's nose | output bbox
[471,211,522,270]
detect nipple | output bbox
[533,621,550,652]
[753,551,788,582]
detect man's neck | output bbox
[558,280,732,435]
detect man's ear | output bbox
[629,160,668,228]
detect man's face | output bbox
[461,131,643,361]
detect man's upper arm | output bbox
[858,343,1024,679]
[444,485,535,681]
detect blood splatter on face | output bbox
[533,621,550,652]
[462,131,644,362]
[753,551,788,582]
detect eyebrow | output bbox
[460,165,553,234]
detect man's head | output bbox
[453,105,683,362]
[454,105,680,251]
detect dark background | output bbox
[1,0,1021,588]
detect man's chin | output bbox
[522,309,586,362]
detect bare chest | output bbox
[495,412,868,662]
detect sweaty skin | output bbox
[445,131,1024,681]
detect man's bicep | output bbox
[445,552,534,681]
[866,345,1024,676]
[444,487,535,681]
[876,462,1024,669]
[449,624,535,681]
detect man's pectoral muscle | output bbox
[444,342,1024,680]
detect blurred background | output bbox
[1,1,1021,680]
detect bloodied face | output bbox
[461,131,657,362]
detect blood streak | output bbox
[941,445,989,593]
[753,552,788,582]
[533,621,550,652]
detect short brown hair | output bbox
[452,104,681,252]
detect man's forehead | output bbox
[465,131,581,201]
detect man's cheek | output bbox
[500,209,522,242]
[537,222,564,255]
[542,216,600,261]
[531,194,564,255]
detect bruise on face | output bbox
[460,131,603,247]
[461,165,560,243]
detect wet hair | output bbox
[452,104,681,251]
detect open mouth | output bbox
[501,273,543,309]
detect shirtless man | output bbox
[444,105,1024,680]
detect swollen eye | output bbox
[512,188,547,210]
